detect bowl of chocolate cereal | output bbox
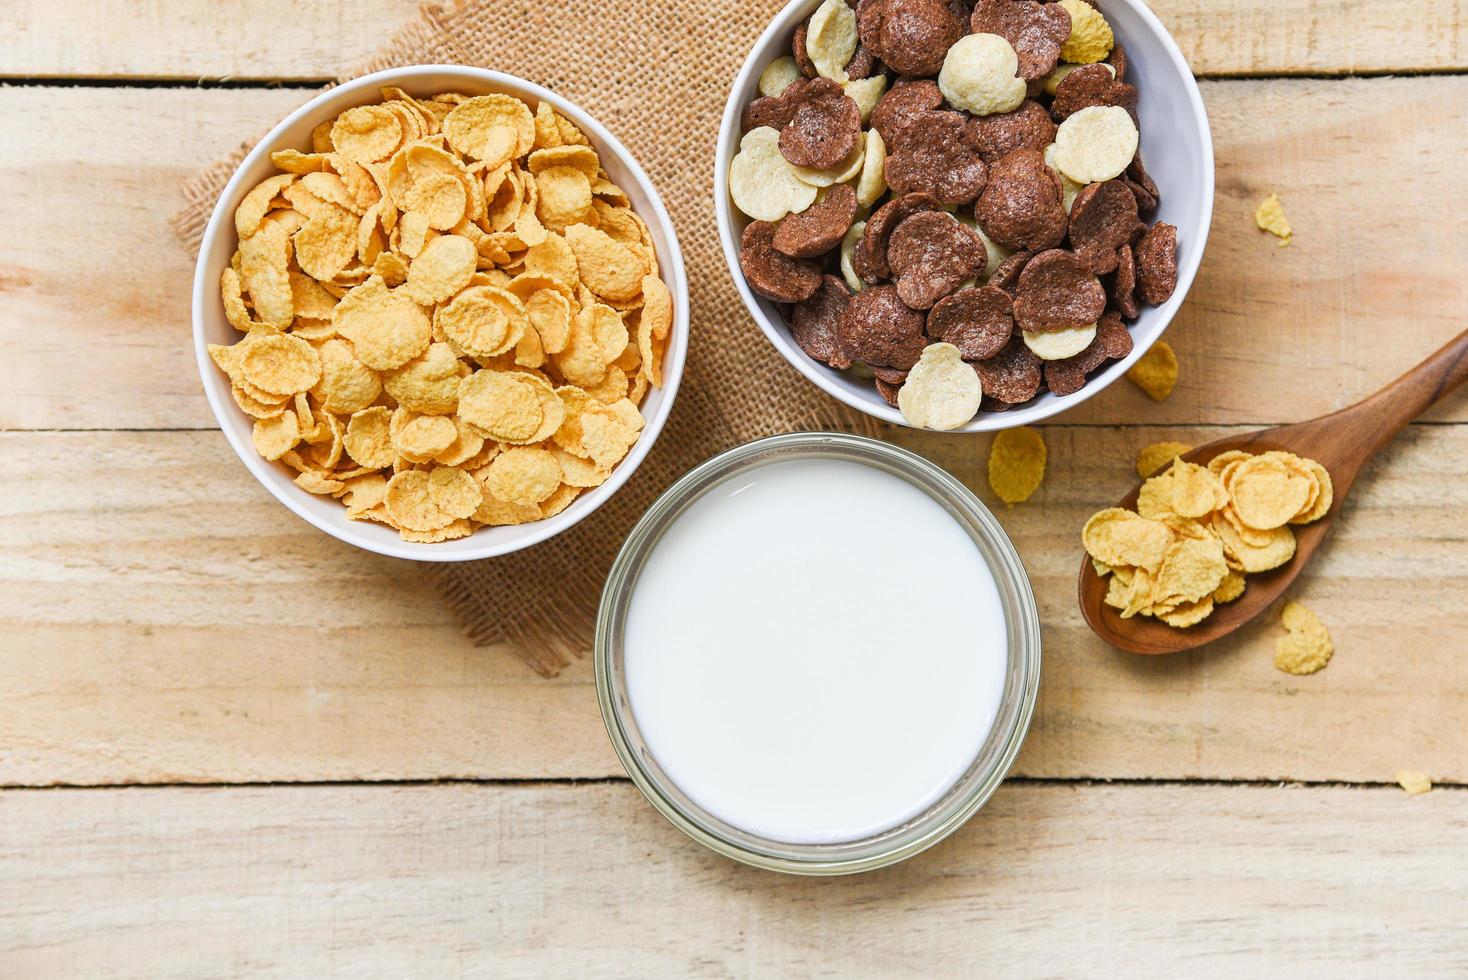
[716,0,1211,431]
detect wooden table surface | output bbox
[2,1,1466,975]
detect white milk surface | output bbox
[623,457,1008,845]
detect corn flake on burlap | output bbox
[174,1,876,676]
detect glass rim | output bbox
[595,431,1042,875]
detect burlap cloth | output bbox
[174,0,880,675]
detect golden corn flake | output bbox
[443,94,535,166]
[383,341,461,414]
[1126,340,1178,401]
[535,165,594,231]
[1152,458,1228,520]
[564,223,645,302]
[472,489,542,527]
[312,338,381,414]
[539,483,582,519]
[1254,193,1292,246]
[208,88,670,541]
[238,212,299,329]
[1274,600,1333,675]
[404,233,477,305]
[393,411,458,460]
[1152,536,1228,607]
[241,333,322,396]
[434,416,487,467]
[1082,508,1172,573]
[295,204,360,281]
[483,446,562,507]
[1211,569,1247,604]
[252,411,300,461]
[333,276,432,370]
[436,284,526,358]
[987,426,1047,504]
[1227,454,1313,530]
[1396,771,1433,796]
[1136,441,1192,479]
[384,469,452,532]
[331,105,404,164]
[400,519,475,543]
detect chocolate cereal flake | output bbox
[1012,248,1106,332]
[778,79,862,170]
[773,183,859,258]
[742,76,817,132]
[740,220,822,303]
[974,147,1068,252]
[887,211,986,309]
[792,275,854,368]
[793,19,819,78]
[1110,242,1139,318]
[1050,63,1138,123]
[975,335,1044,404]
[968,99,1057,166]
[928,285,1014,360]
[870,0,963,77]
[854,191,941,282]
[1135,221,1179,305]
[836,283,929,368]
[883,111,989,205]
[870,78,944,149]
[1067,179,1142,274]
[987,248,1035,293]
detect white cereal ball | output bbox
[806,0,859,83]
[758,56,803,97]
[729,126,819,221]
[938,34,1028,118]
[1050,105,1139,184]
[898,343,983,430]
[842,75,888,124]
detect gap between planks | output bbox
[1,775,1462,792]
[6,66,1468,87]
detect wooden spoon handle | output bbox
[1313,328,1468,458]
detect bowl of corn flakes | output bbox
[193,65,688,560]
[715,0,1212,432]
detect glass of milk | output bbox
[596,432,1041,875]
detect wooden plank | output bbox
[3,426,1463,786]
[2,77,1467,431]
[1,0,1464,79]
[0,781,1463,976]
[0,0,422,81]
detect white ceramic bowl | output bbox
[193,65,689,561]
[715,0,1212,431]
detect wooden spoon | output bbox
[1079,329,1468,655]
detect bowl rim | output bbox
[714,0,1214,432]
[192,64,689,562]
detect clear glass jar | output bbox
[595,432,1041,875]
